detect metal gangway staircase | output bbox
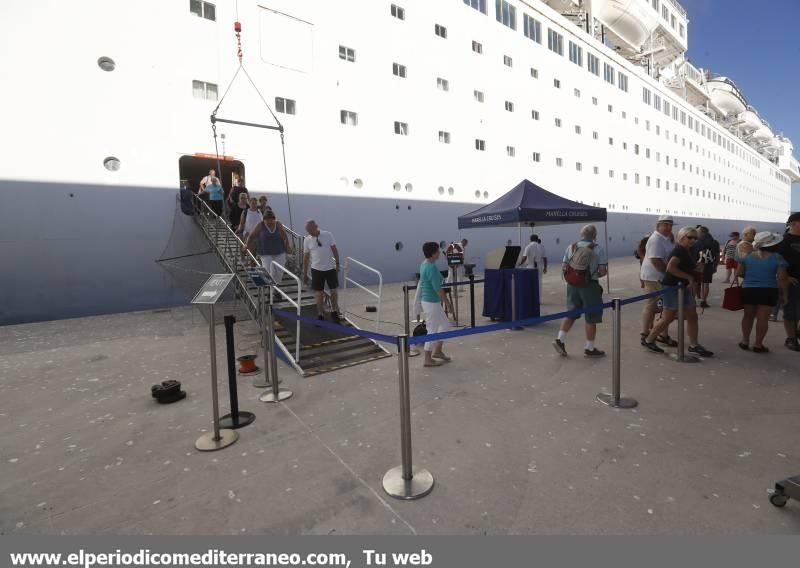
[191,196,391,377]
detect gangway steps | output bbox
[195,207,391,377]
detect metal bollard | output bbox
[402,285,421,358]
[220,315,255,428]
[670,284,699,363]
[195,304,239,451]
[382,335,434,500]
[253,286,279,388]
[596,298,638,409]
[259,297,293,403]
[450,266,465,328]
[469,273,476,328]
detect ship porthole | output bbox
[97,57,116,72]
[393,182,401,192]
[437,186,445,195]
[483,191,489,199]
[395,242,403,251]
[103,156,121,171]
[405,183,413,192]
[474,190,480,198]
[447,187,454,196]
[353,178,363,188]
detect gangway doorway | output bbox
[178,154,244,196]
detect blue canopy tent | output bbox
[458,179,610,288]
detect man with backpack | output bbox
[691,226,720,308]
[552,224,608,358]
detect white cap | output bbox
[656,215,674,224]
[753,231,783,249]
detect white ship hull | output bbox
[0,0,794,324]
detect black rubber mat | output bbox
[273,304,356,348]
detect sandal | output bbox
[753,346,769,353]
[432,353,452,362]
[656,335,678,347]
[738,342,750,351]
[424,360,444,367]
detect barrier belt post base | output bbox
[383,335,434,500]
[669,284,700,364]
[597,298,638,409]
[260,298,293,404]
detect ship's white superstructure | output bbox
[0,0,797,324]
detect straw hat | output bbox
[753,231,783,249]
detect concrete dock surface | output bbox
[1,257,799,535]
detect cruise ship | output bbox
[1,0,798,325]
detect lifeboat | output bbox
[543,0,580,12]
[707,77,747,116]
[592,0,660,50]
[737,109,761,133]
[751,122,773,143]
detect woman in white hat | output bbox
[735,231,790,353]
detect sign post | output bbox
[192,274,239,452]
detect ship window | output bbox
[652,0,659,12]
[532,152,541,162]
[530,67,539,78]
[496,0,517,29]
[475,139,486,151]
[574,88,581,98]
[438,131,451,144]
[654,94,661,111]
[671,14,676,29]
[646,148,651,158]
[275,97,295,114]
[608,104,613,113]
[523,14,542,43]
[474,89,485,102]
[435,24,447,38]
[464,0,487,14]
[103,157,121,172]
[634,144,640,155]
[635,173,640,184]
[483,191,489,198]
[593,131,598,140]
[609,170,614,178]
[587,53,599,76]
[394,121,409,135]
[340,110,358,126]
[556,157,563,167]
[392,62,407,78]
[646,120,650,131]
[618,72,628,92]
[592,96,598,106]
[568,41,583,66]
[405,183,413,193]
[553,78,561,88]
[576,162,582,171]
[662,6,668,20]
[531,109,539,120]
[679,23,685,37]
[190,0,216,21]
[193,80,218,101]
[608,137,613,145]
[547,29,563,55]
[97,56,116,72]
[554,118,562,127]
[438,186,445,195]
[593,166,599,175]
[448,187,455,196]
[393,182,402,191]
[437,77,450,91]
[472,40,483,54]
[603,63,615,85]
[391,4,405,20]
[656,178,661,188]
[575,125,582,134]
[505,100,515,112]
[646,176,651,186]
[504,54,513,67]
[507,146,516,157]
[338,46,355,62]
[642,87,651,105]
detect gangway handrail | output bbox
[268,262,303,363]
[193,195,260,317]
[343,256,383,333]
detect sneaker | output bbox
[785,338,800,352]
[584,348,606,358]
[768,314,778,322]
[688,344,714,357]
[552,339,567,357]
[642,341,664,354]
[699,301,710,308]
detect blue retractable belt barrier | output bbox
[618,286,677,306]
[406,279,485,291]
[409,300,615,345]
[272,309,398,345]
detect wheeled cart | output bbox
[769,474,800,508]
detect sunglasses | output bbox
[686,236,698,240]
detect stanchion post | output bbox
[596,298,637,409]
[402,285,421,358]
[195,304,239,451]
[259,290,293,403]
[220,315,255,428]
[469,273,476,328]
[382,335,434,500]
[452,266,460,325]
[511,271,522,330]
[670,283,699,363]
[253,286,271,388]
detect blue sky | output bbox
[681,0,800,210]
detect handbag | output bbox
[722,281,743,311]
[412,322,428,337]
